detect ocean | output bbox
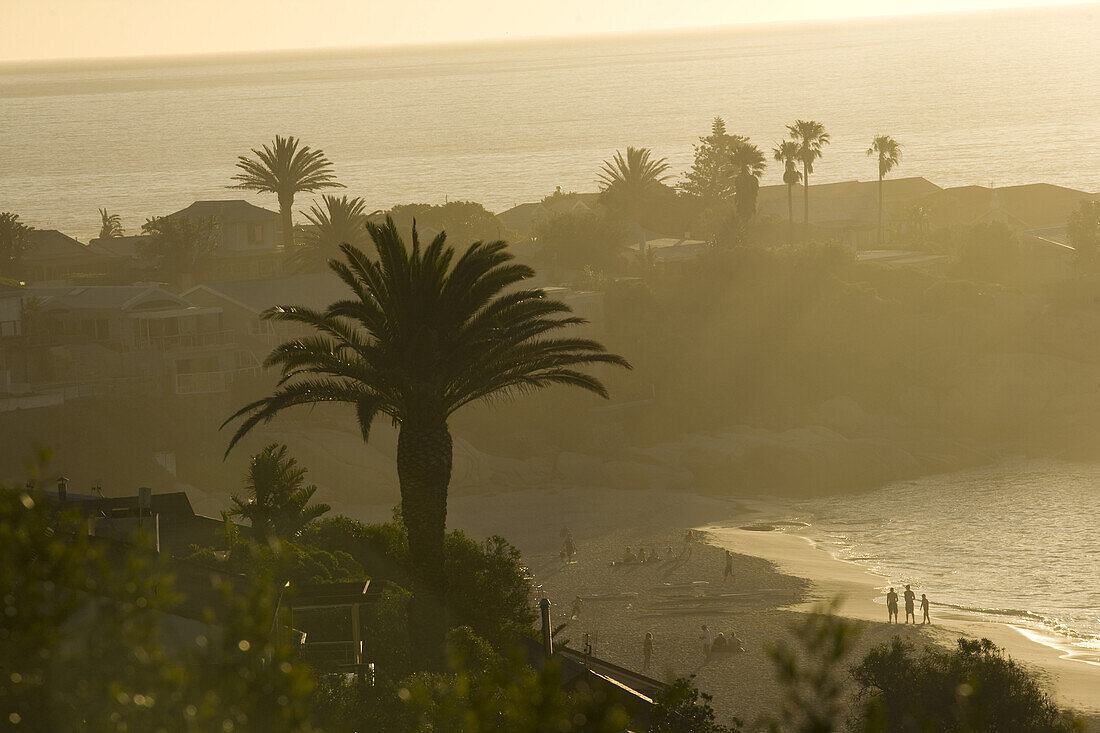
[784,460,1100,664]
[1,5,1098,241]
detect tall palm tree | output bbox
[223,218,629,667]
[231,135,344,247]
[598,146,671,222]
[867,135,902,245]
[772,141,803,240]
[98,208,123,238]
[730,140,767,222]
[287,194,371,273]
[786,120,830,225]
[229,443,331,544]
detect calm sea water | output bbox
[1,6,1098,240]
[789,460,1100,661]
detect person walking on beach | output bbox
[886,587,899,623]
[679,530,694,559]
[571,595,583,619]
[560,529,577,562]
[904,585,916,624]
[644,631,653,671]
[723,550,734,584]
[700,624,713,661]
[920,593,931,624]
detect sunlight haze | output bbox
[0,0,1090,62]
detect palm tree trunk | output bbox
[878,168,884,247]
[278,193,295,248]
[397,417,453,670]
[787,182,794,242]
[803,163,810,225]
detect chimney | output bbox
[538,598,553,656]
[56,476,68,502]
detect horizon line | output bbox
[0,2,1093,69]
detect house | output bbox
[499,193,603,237]
[625,236,710,269]
[4,284,259,399]
[21,229,121,284]
[167,200,284,281]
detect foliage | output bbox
[765,604,859,733]
[382,201,511,247]
[405,627,630,733]
[0,211,34,279]
[851,637,1079,732]
[98,207,124,238]
[222,216,628,667]
[599,146,673,223]
[787,121,831,224]
[650,676,743,732]
[945,222,1021,283]
[533,211,630,270]
[139,214,219,280]
[866,136,902,180]
[231,134,344,246]
[289,194,371,273]
[229,443,331,543]
[679,118,741,206]
[1067,200,1100,270]
[731,139,766,221]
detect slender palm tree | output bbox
[222,218,629,667]
[598,147,672,222]
[786,120,830,225]
[730,140,767,222]
[231,135,343,247]
[98,208,123,238]
[288,194,371,273]
[229,443,331,544]
[867,135,902,245]
[772,141,803,240]
[0,212,34,280]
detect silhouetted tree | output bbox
[139,214,219,283]
[0,212,34,280]
[731,140,766,222]
[533,211,629,271]
[231,135,344,247]
[680,118,741,206]
[223,218,629,668]
[598,146,672,223]
[651,676,742,732]
[98,208,123,238]
[786,120,830,224]
[289,194,370,273]
[380,201,508,246]
[229,443,331,543]
[772,141,803,240]
[867,135,902,245]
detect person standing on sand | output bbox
[679,530,694,559]
[723,550,734,584]
[644,632,653,671]
[904,585,916,624]
[700,624,713,660]
[886,587,899,623]
[571,596,582,619]
[921,593,931,624]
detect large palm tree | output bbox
[867,135,902,245]
[287,194,371,273]
[786,120,830,225]
[98,208,123,238]
[598,146,671,223]
[223,218,629,667]
[772,140,803,240]
[229,443,330,544]
[730,140,767,222]
[231,135,343,247]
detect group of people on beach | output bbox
[886,584,931,624]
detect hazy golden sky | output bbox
[0,0,1087,62]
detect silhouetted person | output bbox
[886,587,899,623]
[921,593,930,624]
[723,550,734,583]
[571,595,582,619]
[904,585,916,624]
[679,530,694,559]
[623,546,637,563]
[560,531,576,562]
[700,624,713,660]
[644,631,653,670]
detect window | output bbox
[248,222,265,245]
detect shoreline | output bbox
[701,519,1100,716]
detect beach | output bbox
[432,487,1100,728]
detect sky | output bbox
[0,0,1089,63]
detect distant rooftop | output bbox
[184,272,343,314]
[23,284,192,311]
[169,200,278,222]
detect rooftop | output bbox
[183,272,343,314]
[169,200,278,222]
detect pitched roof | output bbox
[920,183,1098,230]
[23,285,191,311]
[24,230,103,263]
[169,200,278,222]
[183,272,343,314]
[88,234,150,259]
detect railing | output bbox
[175,366,260,395]
[135,329,235,350]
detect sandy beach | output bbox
[427,487,1100,728]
